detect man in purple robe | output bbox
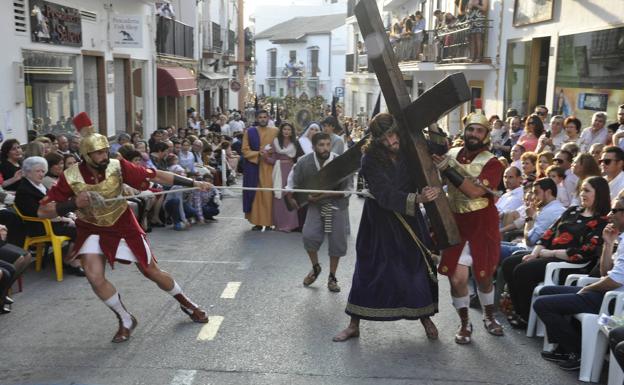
[333,112,441,342]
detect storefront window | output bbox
[504,40,532,117]
[554,27,624,124]
[24,50,79,134]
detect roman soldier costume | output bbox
[41,112,208,343]
[436,112,504,344]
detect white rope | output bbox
[102,186,372,203]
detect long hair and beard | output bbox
[363,138,396,170]
[364,112,399,169]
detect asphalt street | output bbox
[0,193,588,385]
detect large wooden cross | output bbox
[353,0,470,248]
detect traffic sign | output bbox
[335,87,345,97]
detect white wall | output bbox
[2,0,158,142]
[255,31,343,102]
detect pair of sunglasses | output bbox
[600,159,615,165]
[610,208,624,214]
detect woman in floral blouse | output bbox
[501,176,610,327]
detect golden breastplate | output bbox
[446,147,495,214]
[64,159,128,226]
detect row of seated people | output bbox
[486,144,624,374]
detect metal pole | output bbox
[237,0,246,110]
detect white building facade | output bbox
[198,0,241,118]
[254,14,347,103]
[346,0,624,135]
[1,0,208,143]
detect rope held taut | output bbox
[100,186,372,204]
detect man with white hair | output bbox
[229,111,245,133]
[536,115,566,153]
[579,111,608,152]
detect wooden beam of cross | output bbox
[355,0,470,248]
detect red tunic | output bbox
[438,148,503,282]
[41,159,157,268]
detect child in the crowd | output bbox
[546,165,570,207]
[192,174,221,223]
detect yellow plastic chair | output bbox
[13,206,71,282]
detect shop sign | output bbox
[112,15,143,48]
[230,80,241,92]
[29,0,82,47]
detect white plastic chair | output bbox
[526,261,590,338]
[607,349,624,385]
[541,275,599,352]
[574,291,624,382]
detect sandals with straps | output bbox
[303,263,322,286]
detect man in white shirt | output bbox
[600,146,624,200]
[510,144,525,171]
[497,166,524,214]
[228,112,245,134]
[535,195,624,370]
[610,104,624,150]
[578,111,608,153]
[536,115,566,153]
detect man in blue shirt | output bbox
[500,178,565,260]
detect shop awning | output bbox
[157,66,197,97]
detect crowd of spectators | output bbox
[387,0,489,63]
[4,98,624,376]
[0,108,255,314]
[458,103,624,372]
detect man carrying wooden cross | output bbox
[432,113,505,344]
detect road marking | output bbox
[220,282,241,299]
[170,369,197,385]
[159,259,241,265]
[197,316,224,341]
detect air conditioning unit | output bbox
[13,62,25,104]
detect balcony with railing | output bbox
[345,20,492,75]
[156,16,194,59]
[202,22,236,56]
[393,21,492,67]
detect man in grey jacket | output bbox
[291,132,349,292]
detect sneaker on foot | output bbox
[328,274,340,292]
[541,349,570,363]
[558,353,581,371]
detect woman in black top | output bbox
[0,139,23,191]
[502,176,610,325]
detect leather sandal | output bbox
[112,315,138,343]
[180,305,209,323]
[455,307,472,345]
[483,304,504,336]
[303,263,321,286]
[455,322,473,344]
